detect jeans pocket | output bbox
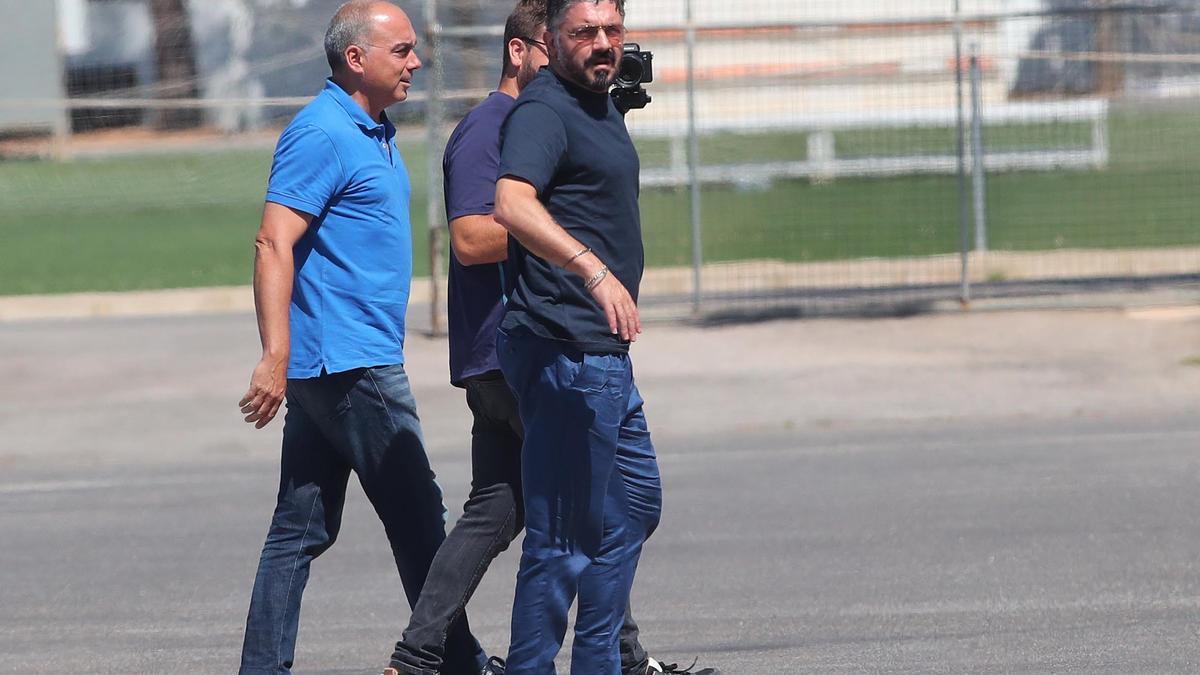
[289,370,357,421]
[558,352,613,394]
[310,369,358,420]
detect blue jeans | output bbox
[239,364,485,675]
[497,331,663,675]
[388,372,654,675]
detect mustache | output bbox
[586,50,617,66]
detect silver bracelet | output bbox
[584,265,609,291]
[563,246,592,267]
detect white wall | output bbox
[0,0,66,133]
[627,0,1019,28]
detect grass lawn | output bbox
[1,105,1197,295]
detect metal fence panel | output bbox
[0,1,1197,318]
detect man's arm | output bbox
[494,176,641,341]
[449,214,508,265]
[238,202,312,428]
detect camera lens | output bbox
[617,53,643,87]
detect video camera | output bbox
[610,43,653,114]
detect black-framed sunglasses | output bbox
[518,36,547,48]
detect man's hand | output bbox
[239,355,287,429]
[588,270,641,342]
[496,177,645,342]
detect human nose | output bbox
[409,49,422,71]
[593,27,613,49]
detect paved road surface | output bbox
[1,307,1198,673]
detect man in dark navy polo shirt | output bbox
[385,3,710,675]
[493,1,669,672]
[235,3,484,673]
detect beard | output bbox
[557,43,617,92]
[584,49,618,90]
[516,58,540,90]
[588,67,616,91]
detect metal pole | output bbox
[424,0,446,336]
[685,0,703,316]
[1094,0,1124,94]
[953,0,971,307]
[969,42,988,253]
[49,0,72,161]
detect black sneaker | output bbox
[482,655,506,675]
[645,656,721,675]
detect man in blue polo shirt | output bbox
[493,1,670,672]
[235,3,484,674]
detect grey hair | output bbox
[324,1,382,73]
[545,0,625,34]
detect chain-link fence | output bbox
[1,1,1198,322]
[418,0,1200,321]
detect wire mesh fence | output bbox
[621,0,1200,316]
[1,0,1198,319]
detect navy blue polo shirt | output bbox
[497,68,643,353]
[444,91,516,386]
[265,79,414,378]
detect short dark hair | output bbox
[502,0,548,71]
[545,0,625,34]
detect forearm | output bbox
[450,214,509,265]
[495,183,603,279]
[252,239,293,361]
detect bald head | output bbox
[324,1,407,74]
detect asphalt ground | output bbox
[1,306,1199,673]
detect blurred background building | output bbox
[8,1,1200,133]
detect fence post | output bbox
[685,0,703,316]
[424,0,445,336]
[1092,102,1110,169]
[49,0,73,161]
[969,42,988,254]
[953,0,971,308]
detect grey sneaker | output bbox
[645,656,721,675]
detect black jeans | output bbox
[389,371,650,674]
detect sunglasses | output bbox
[564,24,626,42]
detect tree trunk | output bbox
[148,0,201,129]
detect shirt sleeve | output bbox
[264,124,345,217]
[443,113,503,221]
[498,101,567,195]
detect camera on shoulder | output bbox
[610,43,653,114]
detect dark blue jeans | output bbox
[388,372,653,674]
[497,331,663,675]
[238,365,485,675]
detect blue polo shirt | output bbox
[265,79,414,378]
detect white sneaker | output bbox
[645,656,721,675]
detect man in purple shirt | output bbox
[385,2,714,674]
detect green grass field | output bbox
[1,105,1197,295]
